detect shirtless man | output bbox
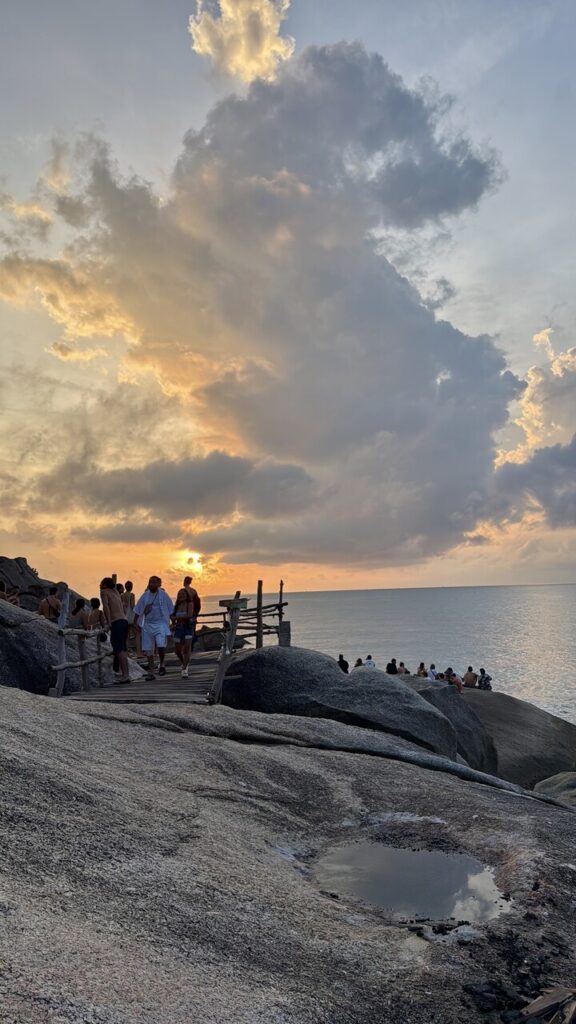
[463,666,478,688]
[38,586,61,623]
[100,577,130,684]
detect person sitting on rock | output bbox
[38,586,61,623]
[427,663,437,679]
[463,666,478,688]
[352,657,363,670]
[478,667,493,690]
[385,658,398,674]
[397,661,410,674]
[417,662,428,677]
[445,667,463,693]
[337,654,349,674]
[364,655,376,669]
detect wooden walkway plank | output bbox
[66,650,241,705]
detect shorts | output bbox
[141,623,169,653]
[110,618,129,653]
[173,622,196,643]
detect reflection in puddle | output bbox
[314,843,511,923]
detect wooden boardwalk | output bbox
[67,651,240,705]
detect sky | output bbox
[0,0,575,598]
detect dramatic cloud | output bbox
[189,0,294,82]
[1,41,548,574]
[40,451,316,529]
[506,330,576,460]
[496,434,576,528]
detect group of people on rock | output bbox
[0,581,21,606]
[34,575,201,684]
[337,653,492,691]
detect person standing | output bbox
[122,580,139,656]
[69,598,89,630]
[38,587,61,623]
[100,578,130,684]
[172,582,200,678]
[87,597,106,631]
[134,576,174,680]
[337,654,349,674]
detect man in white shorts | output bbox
[134,576,174,680]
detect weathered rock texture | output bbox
[1,688,575,1024]
[0,555,73,612]
[417,685,498,774]
[0,601,142,695]
[461,689,576,789]
[223,647,458,758]
[535,772,576,808]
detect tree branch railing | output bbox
[52,626,113,698]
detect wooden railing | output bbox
[52,628,113,697]
[207,581,290,704]
[50,580,289,701]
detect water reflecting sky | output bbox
[314,843,510,922]
[203,584,576,723]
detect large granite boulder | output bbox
[461,690,576,789]
[223,647,458,759]
[0,555,74,612]
[1,688,575,1024]
[0,601,141,695]
[417,685,498,775]
[535,772,576,808]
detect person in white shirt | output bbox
[134,576,174,680]
[364,655,376,669]
[427,664,437,680]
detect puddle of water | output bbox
[314,842,511,923]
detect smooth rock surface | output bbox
[223,647,458,759]
[461,689,576,788]
[1,688,575,1024]
[0,601,142,695]
[535,772,576,808]
[417,685,498,774]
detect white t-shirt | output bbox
[364,658,376,669]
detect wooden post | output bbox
[278,579,284,625]
[97,634,103,687]
[55,630,67,697]
[78,634,89,691]
[256,579,263,649]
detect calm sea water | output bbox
[203,585,576,724]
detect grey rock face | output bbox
[0,601,141,695]
[1,689,575,1024]
[223,647,458,759]
[0,555,73,612]
[417,685,498,775]
[462,689,576,788]
[535,772,576,807]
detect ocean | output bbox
[203,584,576,724]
